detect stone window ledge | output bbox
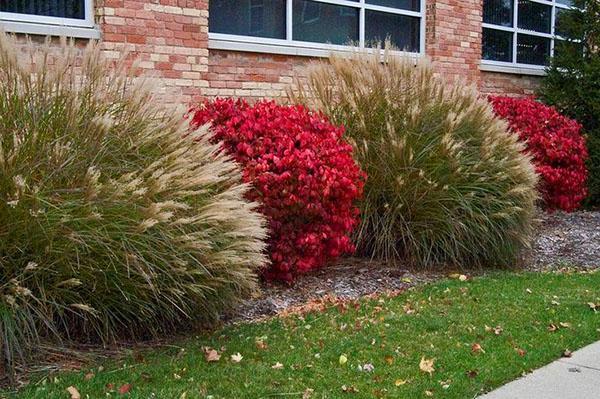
[480,62,547,77]
[0,20,101,39]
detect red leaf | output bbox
[118,384,132,395]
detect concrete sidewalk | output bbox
[479,341,600,399]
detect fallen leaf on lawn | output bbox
[559,322,572,329]
[339,354,348,366]
[551,300,561,306]
[485,325,503,335]
[361,363,375,372]
[471,343,485,354]
[440,379,451,389]
[449,273,468,281]
[403,304,416,315]
[272,362,284,369]
[466,369,479,378]
[67,386,81,399]
[230,352,243,363]
[118,383,132,394]
[255,340,268,350]
[303,388,314,399]
[341,385,358,393]
[562,349,573,358]
[515,348,527,356]
[425,390,434,397]
[84,372,94,381]
[395,379,408,386]
[419,357,435,375]
[385,356,394,365]
[203,347,221,362]
[588,302,598,312]
[526,288,532,294]
[548,323,559,332]
[105,383,115,391]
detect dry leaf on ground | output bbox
[419,357,435,375]
[67,386,81,399]
[118,384,132,394]
[471,343,485,354]
[203,347,221,362]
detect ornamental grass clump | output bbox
[0,35,267,377]
[290,48,538,268]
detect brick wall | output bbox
[426,0,482,84]
[203,50,309,100]
[97,0,209,105]
[204,0,488,102]
[480,71,542,97]
[4,0,540,103]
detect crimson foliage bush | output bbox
[189,99,364,281]
[490,96,588,211]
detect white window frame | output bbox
[481,0,573,75]
[208,0,427,58]
[0,0,100,39]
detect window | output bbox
[209,0,425,56]
[482,0,573,69]
[0,0,97,38]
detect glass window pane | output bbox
[517,0,551,33]
[482,28,513,62]
[209,0,286,39]
[554,7,573,37]
[365,11,419,52]
[0,0,85,19]
[366,0,420,12]
[483,0,513,27]
[292,0,359,45]
[517,33,550,65]
[556,0,573,6]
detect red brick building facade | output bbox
[2,0,566,104]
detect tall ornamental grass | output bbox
[290,48,538,268]
[0,35,267,377]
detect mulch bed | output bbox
[228,211,600,323]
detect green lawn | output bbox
[9,271,600,399]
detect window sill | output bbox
[480,62,547,77]
[208,35,422,59]
[0,20,101,39]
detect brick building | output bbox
[0,0,571,104]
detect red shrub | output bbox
[189,99,365,281]
[489,96,588,211]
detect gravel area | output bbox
[529,211,600,270]
[229,211,600,323]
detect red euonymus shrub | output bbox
[189,99,365,281]
[490,96,588,211]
